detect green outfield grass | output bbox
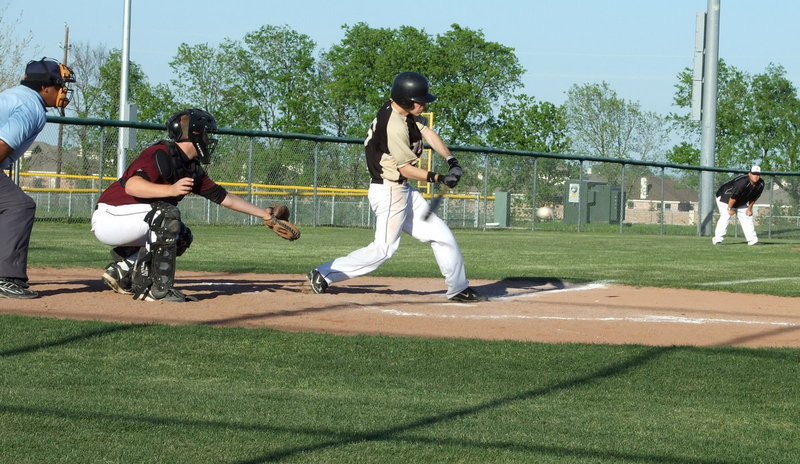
[1,222,797,463]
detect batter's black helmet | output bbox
[391,71,436,107]
[166,108,219,164]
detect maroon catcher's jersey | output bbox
[98,142,226,206]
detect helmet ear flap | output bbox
[166,111,188,141]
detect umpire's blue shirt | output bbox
[0,85,47,170]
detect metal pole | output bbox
[698,0,721,236]
[312,143,319,227]
[247,137,254,225]
[116,0,132,178]
[660,167,666,235]
[56,23,69,189]
[768,175,774,238]
[577,161,583,233]
[531,157,539,231]
[619,164,626,233]
[482,153,489,231]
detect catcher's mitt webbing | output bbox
[271,203,290,221]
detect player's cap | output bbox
[750,165,761,174]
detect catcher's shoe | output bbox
[102,262,133,295]
[448,287,487,303]
[0,278,38,299]
[307,269,328,294]
[142,287,197,302]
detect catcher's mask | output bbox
[166,108,219,164]
[390,71,436,109]
[20,57,76,108]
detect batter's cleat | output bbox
[307,269,328,294]
[449,287,487,303]
[141,287,197,302]
[102,262,133,295]
[0,278,38,299]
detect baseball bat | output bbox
[424,193,444,220]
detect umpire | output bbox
[712,165,765,246]
[0,58,75,298]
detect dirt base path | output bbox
[2,268,799,348]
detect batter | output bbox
[308,72,486,302]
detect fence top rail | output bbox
[48,115,800,177]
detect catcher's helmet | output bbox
[390,71,436,107]
[166,108,219,164]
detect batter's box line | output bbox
[368,309,800,327]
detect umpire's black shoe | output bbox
[0,277,38,299]
[307,269,328,294]
[449,287,487,303]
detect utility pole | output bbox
[698,0,721,236]
[56,23,70,189]
[117,0,132,178]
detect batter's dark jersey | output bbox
[716,174,764,207]
[98,142,226,207]
[364,101,427,183]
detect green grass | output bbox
[3,222,798,463]
[2,316,799,463]
[29,222,800,296]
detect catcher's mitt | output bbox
[264,204,300,241]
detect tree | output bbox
[671,61,800,206]
[486,95,573,205]
[669,59,751,168]
[168,43,235,123]
[565,81,669,190]
[428,24,524,145]
[0,5,39,91]
[228,25,323,134]
[321,23,433,137]
[321,23,524,145]
[79,50,175,174]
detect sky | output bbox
[4,0,799,117]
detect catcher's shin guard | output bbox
[134,201,182,300]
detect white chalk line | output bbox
[488,281,611,301]
[372,309,800,327]
[698,277,800,286]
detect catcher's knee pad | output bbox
[141,202,182,299]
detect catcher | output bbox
[90,108,299,302]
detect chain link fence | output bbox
[9,116,800,239]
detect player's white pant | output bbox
[713,196,758,245]
[91,203,152,251]
[315,182,469,298]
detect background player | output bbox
[0,58,75,299]
[308,71,486,302]
[713,165,765,246]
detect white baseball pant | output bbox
[713,197,758,245]
[315,181,469,298]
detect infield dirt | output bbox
[2,267,799,348]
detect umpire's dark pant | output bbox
[0,172,36,281]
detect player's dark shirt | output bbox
[716,174,764,207]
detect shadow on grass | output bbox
[0,323,147,358]
[0,339,725,464]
